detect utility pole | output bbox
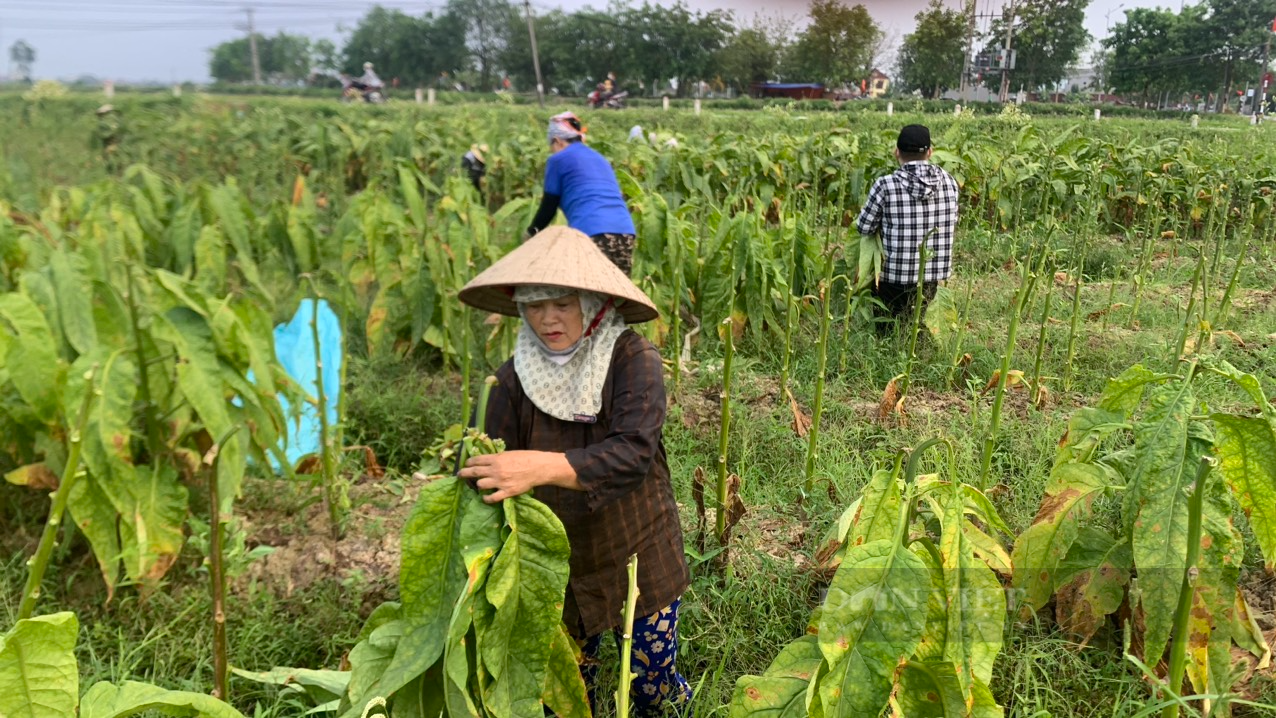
[959,0,977,100]
[524,0,545,107]
[1254,17,1273,122]
[998,0,1016,103]
[246,7,262,85]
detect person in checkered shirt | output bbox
[854,124,958,327]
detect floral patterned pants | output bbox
[579,599,692,716]
[589,233,636,276]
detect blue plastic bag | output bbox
[270,298,342,472]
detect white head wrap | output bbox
[548,112,584,144]
[513,284,628,423]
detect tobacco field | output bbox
[2,93,1276,718]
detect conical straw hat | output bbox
[459,226,658,323]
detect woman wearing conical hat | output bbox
[459,226,691,714]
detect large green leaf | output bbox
[230,666,349,704]
[1129,380,1195,667]
[48,249,97,355]
[1010,462,1114,615]
[846,469,900,549]
[0,292,63,422]
[1052,527,1131,643]
[66,472,123,594]
[152,307,242,512]
[1096,364,1161,417]
[482,497,572,718]
[398,476,470,634]
[729,635,822,718]
[939,480,1004,699]
[79,680,246,718]
[895,662,1002,718]
[1211,414,1276,571]
[817,539,929,718]
[343,619,405,711]
[115,463,189,586]
[0,612,79,718]
[541,625,590,718]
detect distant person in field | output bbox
[854,124,958,330]
[94,104,123,174]
[460,143,488,194]
[526,112,638,275]
[458,227,692,715]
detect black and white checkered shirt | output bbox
[855,160,959,285]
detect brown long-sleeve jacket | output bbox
[484,330,690,638]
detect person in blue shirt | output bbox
[527,112,638,274]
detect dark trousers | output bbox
[873,280,937,334]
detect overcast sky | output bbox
[3,0,1168,83]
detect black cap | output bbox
[897,124,931,153]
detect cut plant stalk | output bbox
[616,553,640,718]
[778,213,800,400]
[716,316,734,541]
[18,366,97,621]
[1214,204,1254,327]
[206,426,241,702]
[802,248,840,500]
[899,237,933,400]
[1161,456,1212,718]
[1062,236,1089,394]
[944,275,976,390]
[979,266,1033,489]
[669,213,685,396]
[306,287,347,540]
[459,306,472,429]
[1173,249,1206,368]
[1030,262,1055,408]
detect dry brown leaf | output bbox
[878,377,901,421]
[788,391,812,438]
[1033,384,1051,410]
[1216,330,1247,348]
[4,463,59,490]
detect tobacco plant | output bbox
[241,382,590,718]
[733,440,1010,718]
[1,612,246,717]
[1011,361,1275,713]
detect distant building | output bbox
[868,69,890,98]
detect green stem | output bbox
[1214,207,1253,327]
[803,251,839,499]
[460,307,472,432]
[778,216,800,399]
[716,316,734,540]
[1030,266,1055,407]
[616,554,640,718]
[459,376,498,470]
[1063,237,1089,393]
[944,275,976,390]
[980,267,1032,489]
[900,236,933,399]
[207,426,240,702]
[1173,250,1205,369]
[308,291,345,540]
[19,365,97,620]
[669,218,683,397]
[1161,456,1212,718]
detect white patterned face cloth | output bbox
[513,285,628,423]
